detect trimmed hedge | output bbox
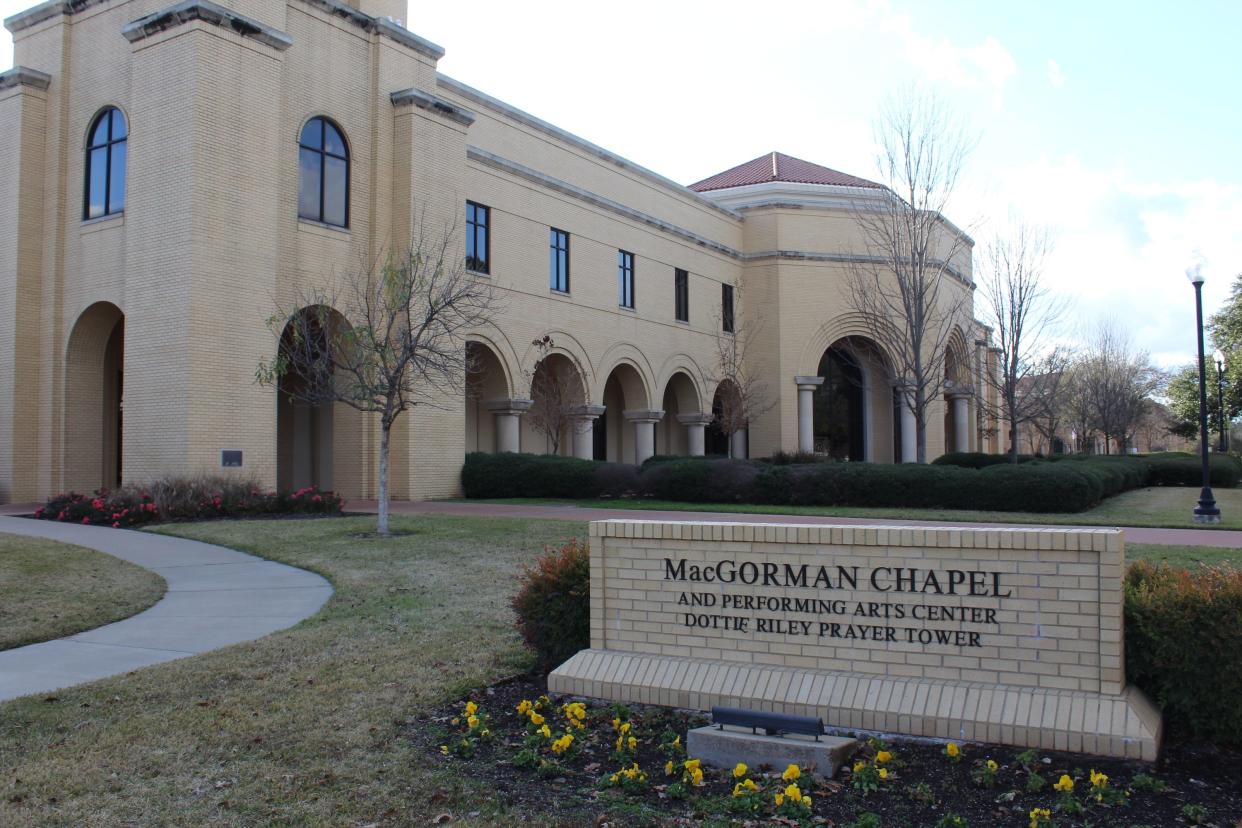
[934,452,1038,468]
[1125,562,1242,743]
[461,452,639,499]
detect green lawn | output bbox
[476,485,1242,530]
[0,515,577,827]
[0,514,1234,826]
[0,532,166,651]
[1127,543,1241,568]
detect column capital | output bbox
[623,408,665,423]
[946,388,975,401]
[676,413,714,426]
[485,398,533,415]
[794,375,825,389]
[570,404,606,419]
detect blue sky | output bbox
[3,0,1239,366]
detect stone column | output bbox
[730,428,748,460]
[677,413,713,456]
[571,404,606,460]
[794,376,825,453]
[624,409,665,465]
[949,391,972,454]
[894,381,916,463]
[485,399,533,453]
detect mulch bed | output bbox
[410,676,1242,827]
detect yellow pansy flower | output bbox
[664,760,674,776]
[774,793,785,806]
[733,762,748,778]
[853,760,866,773]
[538,724,551,738]
[516,699,532,715]
[945,742,960,758]
[529,712,545,726]
[986,759,998,772]
[782,764,801,782]
[878,767,888,780]
[627,736,637,750]
[802,796,812,807]
[464,701,477,716]
[1090,769,1108,787]
[690,767,704,786]
[784,783,802,800]
[466,715,479,729]
[1053,774,1074,792]
[876,750,892,764]
[684,758,701,772]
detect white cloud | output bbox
[1047,58,1066,88]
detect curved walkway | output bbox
[0,517,332,702]
[345,499,1242,548]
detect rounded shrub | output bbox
[933,452,1036,468]
[639,458,760,502]
[511,538,590,673]
[1125,561,1242,743]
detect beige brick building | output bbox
[0,0,999,504]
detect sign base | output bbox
[550,649,1162,760]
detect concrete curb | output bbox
[0,517,332,702]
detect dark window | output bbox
[674,268,689,322]
[722,283,735,333]
[298,117,349,227]
[618,250,635,309]
[84,107,127,220]
[466,201,490,273]
[550,228,569,292]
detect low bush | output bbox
[1144,452,1242,488]
[511,538,591,672]
[461,452,639,499]
[35,475,342,527]
[1125,562,1242,743]
[933,452,1038,468]
[641,458,761,503]
[761,450,830,466]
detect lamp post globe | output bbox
[1188,264,1221,523]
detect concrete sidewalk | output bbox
[345,499,1242,549]
[0,517,332,702]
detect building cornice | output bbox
[440,74,742,222]
[390,87,474,126]
[297,0,444,60]
[122,1,292,50]
[0,65,52,91]
[467,146,744,260]
[5,1,98,34]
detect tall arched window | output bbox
[298,117,349,228]
[85,107,127,220]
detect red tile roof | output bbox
[689,151,884,193]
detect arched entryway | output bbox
[942,341,971,454]
[64,302,125,492]
[707,379,746,458]
[659,371,702,456]
[465,341,511,453]
[524,352,587,456]
[598,362,652,463]
[812,337,893,462]
[275,305,361,494]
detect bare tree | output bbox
[525,335,585,456]
[1023,350,1074,454]
[1066,321,1164,454]
[846,90,977,462]
[976,220,1068,461]
[257,224,498,536]
[708,282,773,457]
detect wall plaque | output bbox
[549,520,1161,759]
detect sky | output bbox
[3,0,1239,368]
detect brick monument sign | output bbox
[549,520,1161,759]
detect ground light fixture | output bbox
[1187,263,1221,523]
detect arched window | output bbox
[85,107,127,220]
[298,117,349,228]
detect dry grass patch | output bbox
[0,532,166,651]
[0,515,580,827]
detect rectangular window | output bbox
[674,268,689,322]
[722,283,735,333]
[550,228,570,292]
[618,250,635,309]
[466,201,489,273]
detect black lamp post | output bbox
[1188,265,1221,523]
[1215,349,1228,453]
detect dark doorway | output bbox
[814,347,864,460]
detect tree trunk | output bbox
[377,418,391,536]
[915,387,927,463]
[1008,390,1019,463]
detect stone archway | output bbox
[659,371,704,456]
[812,337,893,462]
[465,341,511,453]
[64,302,125,492]
[599,362,654,463]
[275,305,361,494]
[707,379,745,458]
[524,352,587,456]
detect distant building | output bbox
[0,0,998,503]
